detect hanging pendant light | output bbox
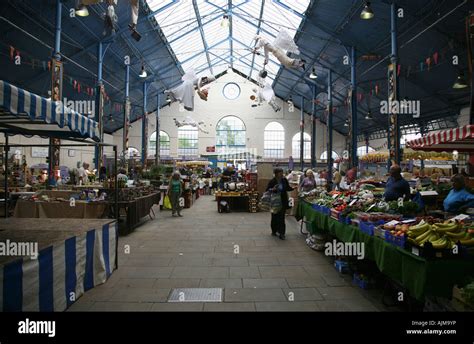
[139,65,147,78]
[360,1,374,20]
[309,67,318,79]
[166,94,171,103]
[452,72,469,89]
[365,110,373,120]
[75,4,89,17]
[344,119,349,127]
[221,14,230,28]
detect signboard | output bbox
[31,147,49,158]
[206,146,216,153]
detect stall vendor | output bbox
[220,165,235,189]
[443,174,474,213]
[384,165,411,201]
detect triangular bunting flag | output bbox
[433,52,439,64]
[9,46,14,60]
[425,57,431,70]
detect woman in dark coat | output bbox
[266,168,294,240]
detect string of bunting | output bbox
[4,44,121,109]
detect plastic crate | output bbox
[334,259,350,274]
[338,214,352,225]
[311,204,321,212]
[384,231,406,248]
[352,273,371,290]
[359,221,375,236]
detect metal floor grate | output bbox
[168,288,223,302]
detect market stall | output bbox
[0,218,117,311]
[215,190,259,213]
[296,187,474,303]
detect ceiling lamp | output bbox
[365,109,373,120]
[344,119,349,127]
[166,94,171,103]
[452,72,469,89]
[107,114,115,122]
[309,67,318,79]
[287,95,293,105]
[360,1,374,20]
[139,65,147,78]
[75,4,89,17]
[221,14,230,28]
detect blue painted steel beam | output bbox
[273,0,305,18]
[155,92,160,165]
[168,12,221,44]
[142,82,148,165]
[192,0,214,74]
[300,96,305,171]
[228,0,233,68]
[327,69,333,189]
[147,0,180,18]
[311,83,317,168]
[249,0,265,79]
[53,0,61,60]
[350,46,358,168]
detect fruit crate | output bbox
[338,214,352,225]
[330,209,341,221]
[384,231,406,248]
[359,220,385,236]
[374,226,387,239]
[352,273,374,290]
[406,241,469,260]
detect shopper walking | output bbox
[167,172,184,217]
[267,168,294,240]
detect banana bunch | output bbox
[432,221,459,234]
[428,236,453,249]
[407,221,431,238]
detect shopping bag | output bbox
[163,195,172,210]
[270,192,283,213]
[259,191,272,211]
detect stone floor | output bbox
[69,195,396,312]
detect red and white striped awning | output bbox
[406,125,474,152]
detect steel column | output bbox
[300,97,305,171]
[350,46,358,168]
[95,41,104,169]
[327,69,333,190]
[311,84,317,168]
[142,82,148,166]
[123,63,130,170]
[4,135,8,218]
[156,93,161,166]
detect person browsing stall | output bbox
[266,168,294,240]
[384,164,411,201]
[299,169,317,193]
[443,174,474,213]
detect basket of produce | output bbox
[384,230,407,248]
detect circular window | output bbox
[222,82,241,100]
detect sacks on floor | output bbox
[163,195,172,210]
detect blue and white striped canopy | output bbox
[0,80,99,141]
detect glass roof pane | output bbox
[146,0,310,80]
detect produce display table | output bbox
[215,191,259,213]
[296,201,474,301]
[13,199,108,219]
[0,218,117,311]
[116,192,160,235]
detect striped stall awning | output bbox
[0,80,99,141]
[406,125,474,153]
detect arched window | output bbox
[292,133,311,159]
[216,116,246,154]
[178,125,198,156]
[264,122,285,158]
[320,151,339,160]
[357,146,375,157]
[148,131,171,157]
